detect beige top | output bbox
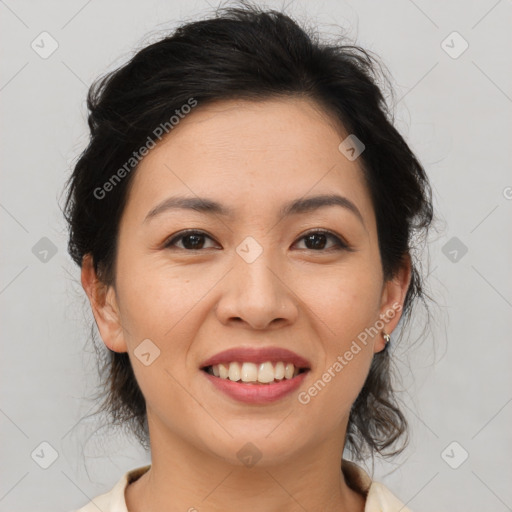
[74,461,413,512]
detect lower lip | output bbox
[202,370,309,404]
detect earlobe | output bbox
[375,254,412,353]
[80,254,128,353]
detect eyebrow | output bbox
[143,193,365,226]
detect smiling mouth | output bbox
[201,361,309,385]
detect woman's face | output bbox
[84,97,409,466]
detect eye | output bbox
[293,230,350,251]
[163,229,351,252]
[164,230,219,250]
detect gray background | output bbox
[1,0,511,511]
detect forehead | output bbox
[122,97,375,228]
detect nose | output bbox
[214,245,299,330]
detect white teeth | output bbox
[285,363,294,379]
[228,361,241,381]
[241,362,258,382]
[274,361,285,380]
[208,361,304,383]
[218,363,229,379]
[257,362,275,383]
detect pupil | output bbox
[306,233,326,250]
[183,234,204,249]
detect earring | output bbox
[382,331,391,345]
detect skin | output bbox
[82,97,411,511]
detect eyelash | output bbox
[163,229,351,252]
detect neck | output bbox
[125,419,366,512]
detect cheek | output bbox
[114,261,209,413]
[297,342,373,434]
[114,253,230,390]
[116,251,207,340]
[296,261,383,342]
[295,269,380,415]
[293,263,381,413]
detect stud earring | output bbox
[382,331,391,345]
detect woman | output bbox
[65,4,434,511]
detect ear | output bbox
[374,253,412,354]
[81,253,128,353]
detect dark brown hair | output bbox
[63,3,435,463]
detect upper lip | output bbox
[200,346,311,369]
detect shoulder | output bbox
[342,459,414,512]
[72,465,150,512]
[366,480,414,511]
